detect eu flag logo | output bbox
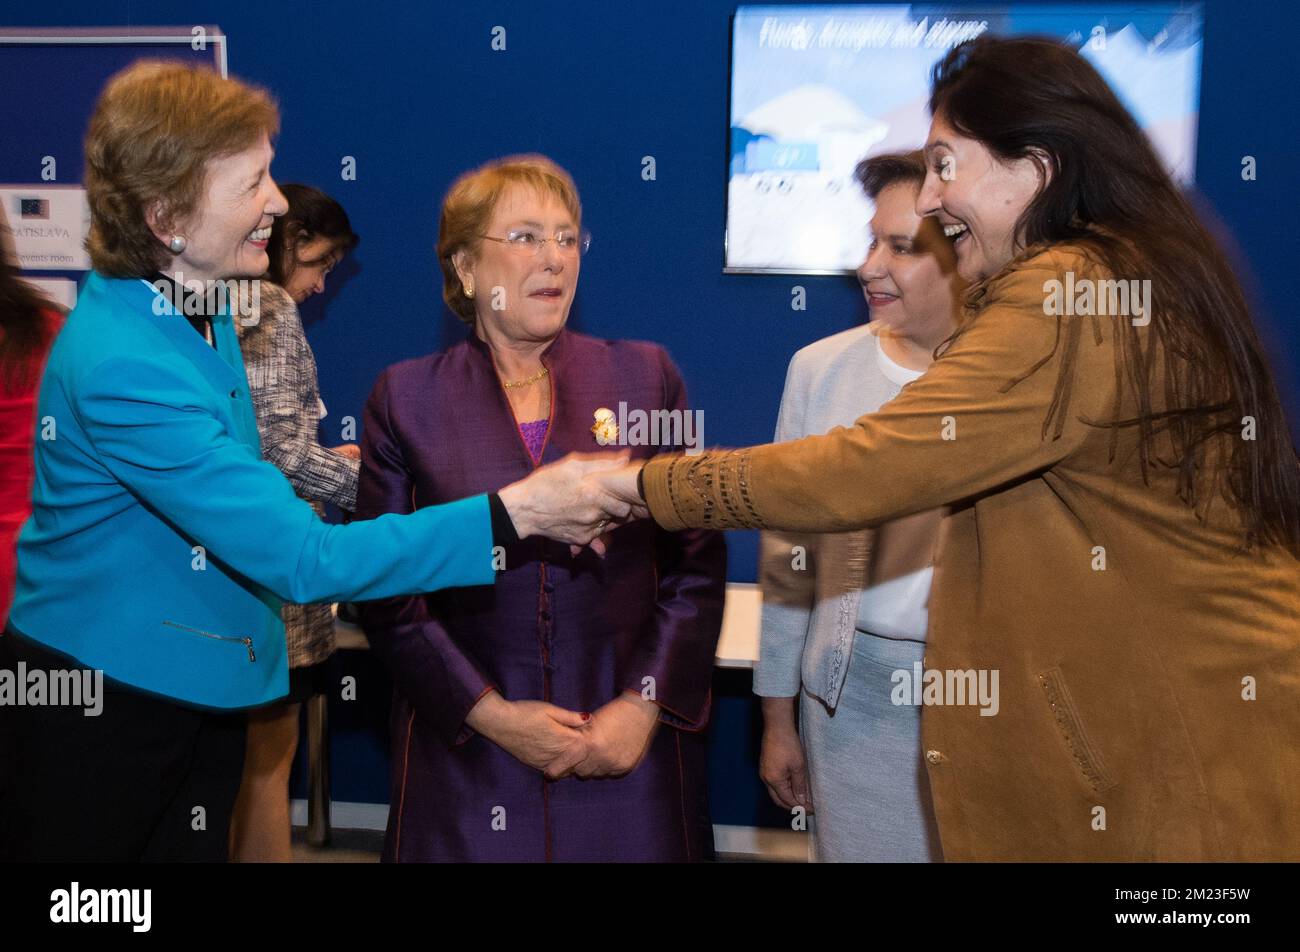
[20,198,50,219]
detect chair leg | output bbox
[305,692,331,848]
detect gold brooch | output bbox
[591,407,619,445]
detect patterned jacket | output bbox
[238,281,359,668]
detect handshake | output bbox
[497,451,651,553]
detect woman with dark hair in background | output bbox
[0,207,62,632]
[229,184,361,862]
[598,35,1300,861]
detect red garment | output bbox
[1,308,61,628]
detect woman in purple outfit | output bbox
[356,155,727,862]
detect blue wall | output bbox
[4,0,1297,829]
[9,0,1295,586]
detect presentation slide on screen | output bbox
[726,3,1204,273]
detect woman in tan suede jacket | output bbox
[602,37,1300,861]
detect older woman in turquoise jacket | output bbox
[0,61,619,862]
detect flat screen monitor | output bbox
[725,3,1204,273]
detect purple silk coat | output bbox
[355,328,727,862]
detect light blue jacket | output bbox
[8,272,495,709]
[755,325,908,708]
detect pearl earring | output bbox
[168,235,187,254]
[464,282,475,299]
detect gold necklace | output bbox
[502,367,550,390]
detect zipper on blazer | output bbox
[162,620,256,662]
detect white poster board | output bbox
[0,185,91,271]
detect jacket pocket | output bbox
[162,620,256,662]
[1036,666,1116,794]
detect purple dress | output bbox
[356,329,727,862]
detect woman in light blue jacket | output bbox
[0,61,620,862]
[756,152,964,862]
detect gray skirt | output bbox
[800,631,943,862]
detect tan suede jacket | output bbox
[643,243,1300,861]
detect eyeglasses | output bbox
[479,228,592,258]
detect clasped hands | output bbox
[473,453,664,777]
[466,689,661,780]
[497,451,650,555]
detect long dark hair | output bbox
[0,261,56,395]
[266,184,358,287]
[931,35,1299,552]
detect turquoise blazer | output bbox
[8,272,495,709]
